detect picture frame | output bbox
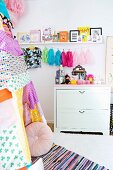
[30,29,41,43]
[42,27,53,42]
[69,30,80,42]
[90,27,102,42]
[90,27,102,36]
[59,31,68,42]
[52,31,59,42]
[17,32,31,44]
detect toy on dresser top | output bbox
[55,65,65,84]
[71,65,95,85]
[55,65,96,85]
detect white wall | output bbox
[15,0,113,122]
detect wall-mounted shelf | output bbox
[19,41,103,45]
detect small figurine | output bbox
[65,74,71,84]
[70,79,77,85]
[77,79,83,85]
[55,65,65,84]
[86,74,94,84]
[72,65,86,80]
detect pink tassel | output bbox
[66,51,73,67]
[73,51,78,66]
[85,49,93,64]
[4,0,24,16]
[79,50,86,65]
[61,51,67,67]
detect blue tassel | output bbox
[55,50,61,66]
[48,48,54,65]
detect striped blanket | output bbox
[32,144,108,170]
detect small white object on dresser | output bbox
[54,85,111,135]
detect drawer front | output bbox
[57,89,110,109]
[57,109,110,131]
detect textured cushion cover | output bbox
[26,122,53,157]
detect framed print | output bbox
[42,27,53,42]
[59,31,68,42]
[52,32,59,42]
[78,26,90,42]
[106,36,113,92]
[30,29,41,43]
[90,27,102,36]
[69,30,80,42]
[90,27,102,42]
[17,32,30,43]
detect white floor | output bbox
[53,133,113,170]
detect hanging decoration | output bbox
[4,0,24,15]
[22,47,42,69]
[41,47,93,67]
[55,50,62,66]
[48,48,55,66]
[4,0,25,26]
[42,47,48,63]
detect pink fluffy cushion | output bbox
[26,122,53,157]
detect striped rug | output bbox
[32,144,108,170]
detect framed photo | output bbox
[69,30,80,42]
[90,27,102,42]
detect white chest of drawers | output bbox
[54,85,111,135]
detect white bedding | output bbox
[53,133,113,170]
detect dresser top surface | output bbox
[54,84,111,90]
